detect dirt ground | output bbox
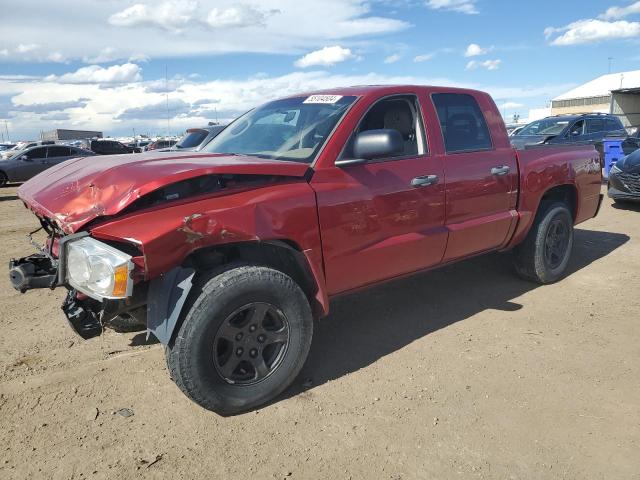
[0,184,638,480]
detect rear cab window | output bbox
[432,93,492,153]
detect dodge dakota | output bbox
[9,86,603,414]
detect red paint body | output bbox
[18,86,602,316]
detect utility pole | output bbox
[4,120,9,142]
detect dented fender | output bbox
[89,181,330,316]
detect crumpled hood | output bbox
[18,151,309,233]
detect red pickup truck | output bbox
[9,85,603,414]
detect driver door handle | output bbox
[491,165,510,176]
[411,175,439,187]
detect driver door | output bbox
[313,94,447,295]
[14,147,48,181]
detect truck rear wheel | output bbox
[513,202,574,284]
[165,265,313,415]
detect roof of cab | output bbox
[281,84,488,99]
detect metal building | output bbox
[551,70,640,131]
[41,129,103,141]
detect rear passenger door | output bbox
[45,146,72,167]
[432,92,518,261]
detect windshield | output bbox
[202,95,357,163]
[518,118,572,136]
[176,130,208,149]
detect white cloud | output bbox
[47,52,67,63]
[466,59,501,70]
[294,46,355,68]
[545,19,640,45]
[464,43,488,57]
[206,5,270,28]
[0,49,8,57]
[413,53,434,62]
[426,0,478,14]
[599,1,640,20]
[109,0,198,33]
[45,63,143,84]
[83,47,120,64]
[384,53,401,64]
[0,69,576,140]
[498,101,524,110]
[16,44,40,54]
[1,1,409,63]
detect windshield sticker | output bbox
[303,95,343,104]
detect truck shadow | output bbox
[278,228,629,404]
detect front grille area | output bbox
[618,172,640,193]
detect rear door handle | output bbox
[411,175,439,187]
[491,165,510,176]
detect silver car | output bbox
[0,144,94,187]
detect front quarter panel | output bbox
[88,180,328,309]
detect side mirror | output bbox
[20,155,30,161]
[335,129,403,167]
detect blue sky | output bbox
[2,0,640,140]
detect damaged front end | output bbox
[8,220,146,340]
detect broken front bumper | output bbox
[9,251,147,340]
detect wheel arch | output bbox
[509,182,578,249]
[537,184,578,221]
[184,239,326,316]
[146,239,328,346]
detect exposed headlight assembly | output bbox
[66,237,133,300]
[609,163,622,175]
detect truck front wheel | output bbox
[165,265,313,415]
[513,202,574,284]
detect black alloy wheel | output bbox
[543,218,570,270]
[213,302,290,385]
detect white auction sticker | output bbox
[303,95,343,104]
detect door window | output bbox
[605,118,623,132]
[47,146,71,157]
[567,120,585,137]
[25,147,47,159]
[342,95,427,159]
[586,118,605,135]
[432,93,492,153]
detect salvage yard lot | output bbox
[0,185,639,479]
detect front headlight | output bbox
[66,237,133,299]
[609,164,622,175]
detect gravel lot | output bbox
[0,184,639,480]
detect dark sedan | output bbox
[0,144,94,186]
[608,148,640,203]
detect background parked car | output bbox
[0,144,94,186]
[163,125,227,152]
[608,148,640,204]
[145,139,177,151]
[1,141,55,159]
[510,113,635,154]
[0,143,17,152]
[83,139,140,155]
[126,140,151,151]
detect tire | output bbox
[165,265,313,415]
[0,172,7,188]
[513,202,574,284]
